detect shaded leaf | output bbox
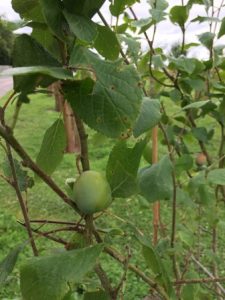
[12,0,44,22]
[137,156,173,202]
[133,98,161,137]
[13,34,61,93]
[0,245,23,287]
[63,0,105,18]
[31,22,61,60]
[106,140,146,198]
[40,0,66,41]
[64,11,97,43]
[1,67,73,80]
[83,290,110,300]
[20,244,104,300]
[36,119,66,176]
[94,25,120,60]
[136,233,174,297]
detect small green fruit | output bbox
[143,142,152,164]
[73,171,112,215]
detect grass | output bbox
[0,91,224,299]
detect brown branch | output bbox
[29,219,82,226]
[192,256,225,294]
[74,114,90,171]
[93,230,170,300]
[28,226,67,245]
[128,7,175,86]
[2,91,17,111]
[0,123,79,212]
[6,144,38,256]
[174,277,225,285]
[95,263,115,299]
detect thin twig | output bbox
[2,91,16,111]
[6,144,38,256]
[0,123,79,212]
[192,256,225,294]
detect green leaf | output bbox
[83,290,110,300]
[208,169,225,185]
[175,154,193,174]
[118,35,140,62]
[169,57,204,75]
[64,12,97,43]
[20,244,104,300]
[13,34,61,93]
[188,172,211,205]
[36,119,66,176]
[136,233,173,296]
[109,0,138,16]
[12,0,44,22]
[67,45,142,138]
[1,67,73,80]
[152,55,164,69]
[62,0,105,18]
[169,89,182,102]
[137,156,173,202]
[131,17,152,28]
[191,16,218,23]
[0,245,23,287]
[2,158,34,192]
[106,140,146,198]
[169,6,189,27]
[39,0,66,41]
[182,100,210,110]
[218,17,225,38]
[31,23,61,60]
[180,77,205,92]
[149,0,168,23]
[192,127,208,143]
[94,25,120,60]
[198,32,215,49]
[150,8,167,23]
[133,98,161,137]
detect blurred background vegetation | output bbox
[0,17,23,65]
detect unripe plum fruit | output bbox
[72,170,112,215]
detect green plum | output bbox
[72,171,112,215]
